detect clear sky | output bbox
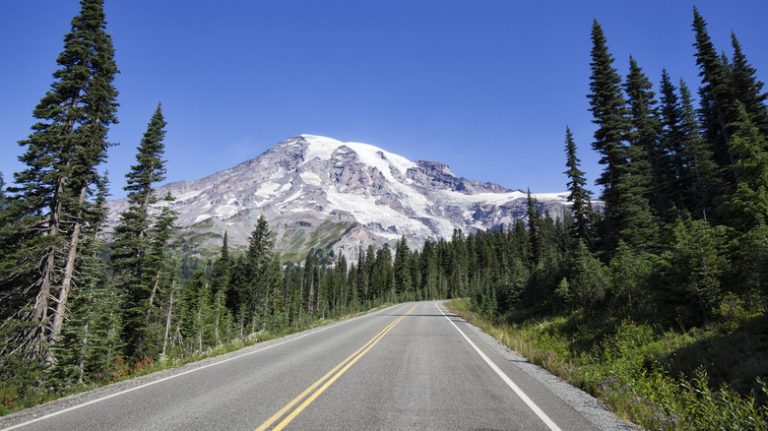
[1,1,766,198]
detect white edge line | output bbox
[435,302,563,431]
[0,303,405,431]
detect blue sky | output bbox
[1,1,766,197]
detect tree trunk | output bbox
[27,176,65,359]
[161,278,175,357]
[51,186,89,345]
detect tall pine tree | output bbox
[730,33,768,137]
[111,105,167,359]
[620,56,659,247]
[693,7,737,172]
[4,0,118,360]
[588,21,631,253]
[563,127,592,241]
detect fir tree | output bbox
[679,80,721,220]
[693,7,737,171]
[619,56,659,247]
[144,193,177,314]
[526,189,543,263]
[211,232,232,297]
[730,33,768,137]
[658,70,689,213]
[724,105,768,230]
[563,127,592,241]
[588,21,631,253]
[111,105,167,359]
[5,0,118,360]
[394,236,412,300]
[244,216,274,330]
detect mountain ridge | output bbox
[107,134,572,261]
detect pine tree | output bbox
[620,57,659,247]
[730,33,768,137]
[4,0,118,360]
[526,189,543,263]
[211,231,232,297]
[48,174,121,385]
[563,127,592,241]
[724,105,768,230]
[692,7,737,172]
[111,105,167,359]
[658,70,690,213]
[679,80,722,220]
[244,216,274,331]
[588,21,631,253]
[144,193,177,314]
[393,237,412,300]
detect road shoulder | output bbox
[441,301,642,431]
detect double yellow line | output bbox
[254,304,416,431]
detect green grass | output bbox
[0,303,393,417]
[446,298,768,431]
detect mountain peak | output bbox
[108,135,570,262]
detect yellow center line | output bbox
[255,303,416,431]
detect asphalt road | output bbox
[1,301,608,431]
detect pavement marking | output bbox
[0,303,405,431]
[436,303,563,431]
[254,316,401,431]
[256,303,417,431]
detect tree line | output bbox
[463,7,768,338]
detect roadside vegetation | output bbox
[449,299,768,431]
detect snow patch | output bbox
[299,171,323,186]
[175,189,203,202]
[255,182,282,197]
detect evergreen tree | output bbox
[658,70,690,214]
[724,105,768,230]
[4,0,118,360]
[111,105,167,359]
[144,193,177,313]
[679,80,722,220]
[526,189,543,263]
[563,127,592,241]
[394,236,412,300]
[48,174,121,385]
[620,57,659,247]
[730,33,768,137]
[211,232,232,297]
[692,7,737,171]
[588,21,631,253]
[244,216,275,330]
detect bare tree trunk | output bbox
[27,176,66,359]
[78,320,88,384]
[148,271,161,309]
[51,186,89,345]
[161,278,176,357]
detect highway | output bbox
[1,301,614,431]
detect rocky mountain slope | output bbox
[107,135,572,261]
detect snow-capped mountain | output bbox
[107,135,572,261]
